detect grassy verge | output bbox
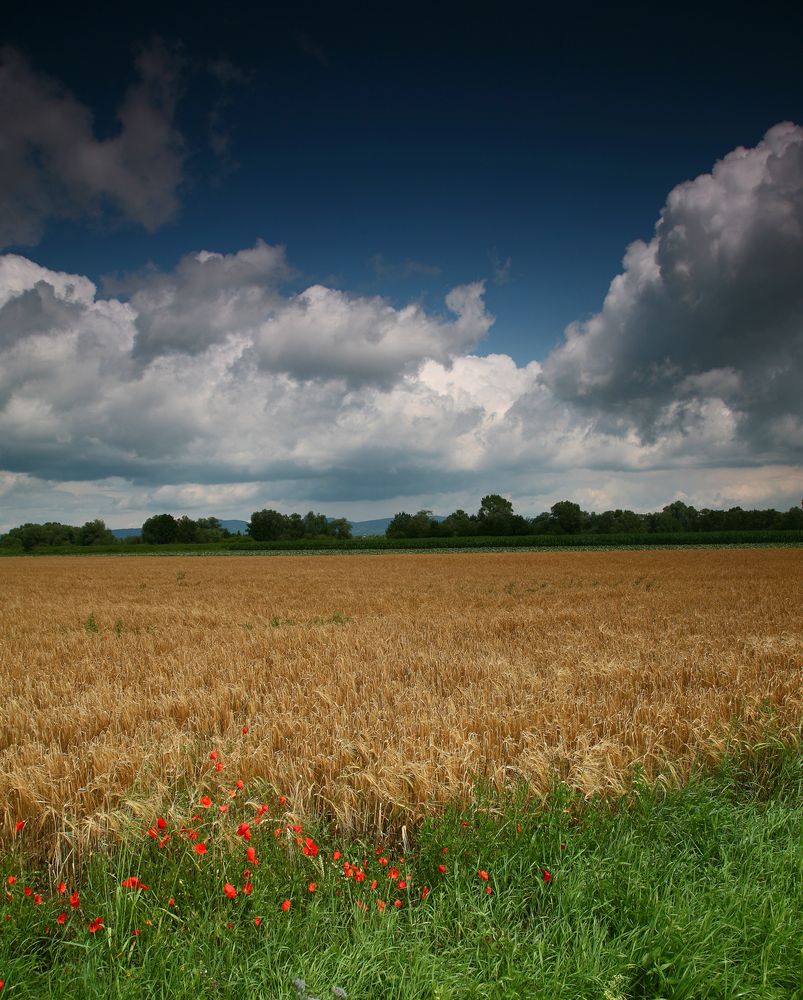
[1,742,800,999]
[2,528,803,556]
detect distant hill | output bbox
[220,520,249,535]
[111,516,444,540]
[348,517,392,536]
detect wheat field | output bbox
[1,549,800,857]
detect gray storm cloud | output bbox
[0,41,184,247]
[542,122,803,460]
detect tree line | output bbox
[2,497,801,551]
[0,509,352,550]
[385,496,803,537]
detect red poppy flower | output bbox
[278,795,287,806]
[302,837,318,857]
[23,887,32,896]
[209,750,218,761]
[478,870,489,881]
[57,911,67,924]
[219,804,229,813]
[157,817,167,830]
[242,726,249,735]
[333,850,342,861]
[194,843,208,855]
[87,916,103,933]
[542,869,552,883]
[223,883,237,899]
[421,885,429,899]
[14,821,25,832]
[6,877,15,886]
[308,882,316,892]
[254,916,261,926]
[485,884,493,895]
[33,893,43,905]
[377,899,386,911]
[199,795,212,808]
[121,877,140,888]
[214,761,223,772]
[236,779,245,790]
[57,881,66,894]
[243,881,253,895]
[291,824,302,833]
[281,899,291,911]
[159,834,170,848]
[370,879,377,890]
[378,856,388,866]
[168,897,175,906]
[69,891,80,908]
[437,864,446,874]
[394,899,402,908]
[389,867,399,880]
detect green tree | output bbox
[386,512,414,538]
[440,509,476,536]
[196,517,229,542]
[141,514,179,544]
[549,500,587,534]
[477,495,527,535]
[657,500,698,532]
[329,517,353,539]
[248,509,288,541]
[175,515,200,543]
[78,519,115,546]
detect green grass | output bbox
[1,742,800,998]
[2,528,803,557]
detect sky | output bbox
[1,1,802,530]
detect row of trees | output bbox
[385,496,803,537]
[247,509,352,541]
[140,515,232,545]
[0,519,116,551]
[142,509,354,542]
[3,498,802,550]
[0,509,354,549]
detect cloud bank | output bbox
[0,124,801,527]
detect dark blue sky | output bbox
[5,2,802,362]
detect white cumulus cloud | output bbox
[542,122,803,463]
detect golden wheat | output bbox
[1,549,800,857]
